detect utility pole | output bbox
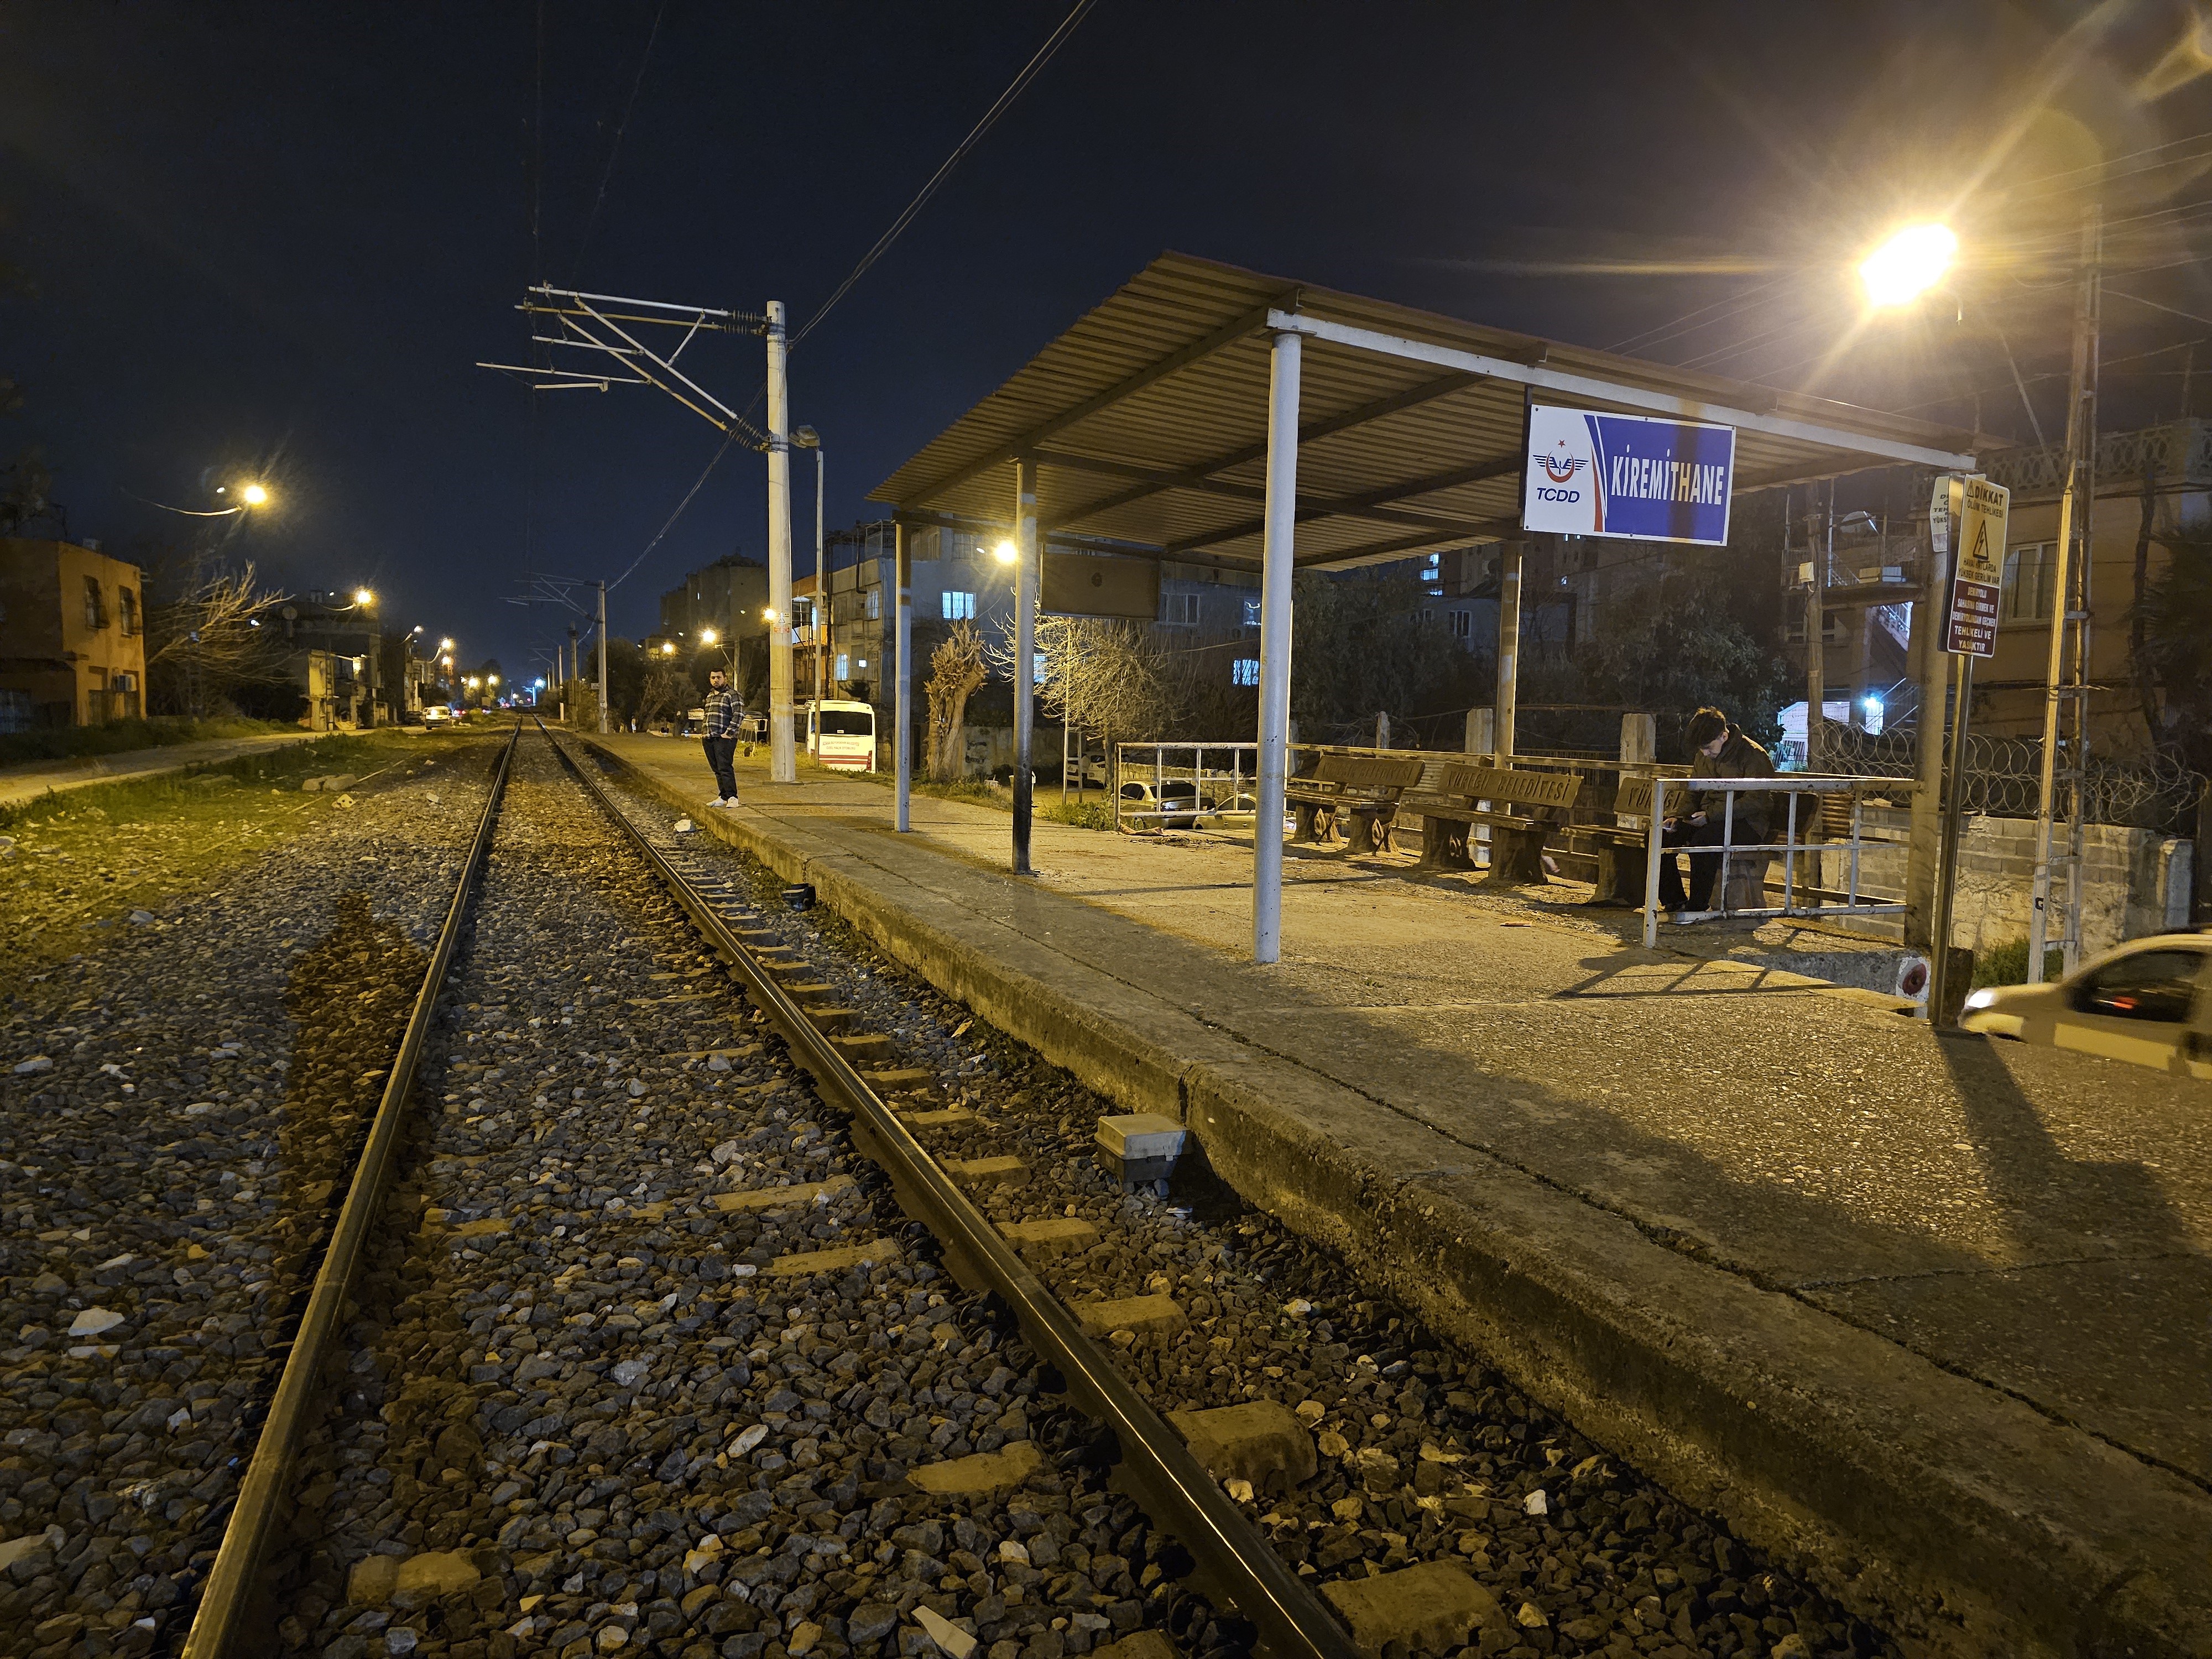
[765,301,797,782]
[1806,483,1833,772]
[597,580,610,735]
[1013,459,1039,875]
[2028,206,2102,982]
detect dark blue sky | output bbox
[6,1,2210,676]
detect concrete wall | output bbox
[0,538,148,724]
[1814,808,2192,956]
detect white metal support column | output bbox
[895,522,913,832]
[1013,459,1040,875]
[1254,330,1302,963]
[765,300,797,784]
[1494,542,1522,759]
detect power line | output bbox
[607,428,741,594]
[571,0,666,283]
[790,0,1100,350]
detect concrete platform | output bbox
[585,731,2212,1658]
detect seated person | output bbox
[1660,706,1777,914]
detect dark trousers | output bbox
[702,736,738,800]
[1658,817,1729,911]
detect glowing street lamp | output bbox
[698,628,718,645]
[661,641,677,656]
[993,539,1018,566]
[438,637,455,651]
[353,587,377,608]
[1859,223,1957,308]
[239,482,270,507]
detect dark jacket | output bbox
[1688,727,1778,839]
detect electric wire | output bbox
[790,0,1100,350]
[570,0,666,283]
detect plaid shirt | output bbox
[702,685,743,738]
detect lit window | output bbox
[2001,542,2058,623]
[941,591,977,620]
[1242,598,1261,628]
[1231,658,1260,686]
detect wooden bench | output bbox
[1285,753,1428,853]
[1401,762,1583,884]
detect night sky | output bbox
[7,2,2212,677]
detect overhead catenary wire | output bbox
[570,0,666,283]
[789,0,1101,350]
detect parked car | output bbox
[421,704,455,729]
[1960,932,2212,1076]
[1118,778,1200,830]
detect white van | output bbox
[805,699,877,771]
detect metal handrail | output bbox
[1641,774,1905,946]
[557,727,1359,1659]
[181,720,521,1657]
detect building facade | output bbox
[0,537,148,728]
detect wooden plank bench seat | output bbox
[1284,753,1429,853]
[1401,762,1583,883]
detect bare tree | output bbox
[143,557,290,717]
[925,621,987,782]
[636,664,692,728]
[993,615,1180,766]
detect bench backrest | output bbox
[1434,763,1582,809]
[1314,753,1428,791]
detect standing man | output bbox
[702,666,743,808]
[1660,706,1778,915]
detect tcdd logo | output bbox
[1536,440,1585,502]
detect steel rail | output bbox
[542,724,1359,1659]
[181,721,521,1659]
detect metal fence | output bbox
[1821,724,2206,831]
[1642,775,1907,946]
[1112,742,1262,832]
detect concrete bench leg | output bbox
[1590,841,1647,907]
[1293,802,1324,844]
[1415,815,1470,869]
[1721,854,1772,914]
[1347,808,1396,854]
[1484,824,1550,885]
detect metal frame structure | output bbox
[481,286,804,781]
[872,253,1984,962]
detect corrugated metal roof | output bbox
[871,252,1992,570]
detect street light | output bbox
[239,483,270,507]
[439,637,454,651]
[353,587,377,608]
[699,628,718,646]
[661,641,677,656]
[1859,223,1957,308]
[993,539,1018,566]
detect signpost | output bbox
[1927,473,2008,1024]
[1522,403,1737,545]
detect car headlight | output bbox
[1963,988,1996,1011]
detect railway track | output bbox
[29,719,1891,1659]
[164,727,1352,1659]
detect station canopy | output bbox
[872,252,1985,568]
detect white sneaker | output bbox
[716,796,740,810]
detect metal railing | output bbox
[1642,774,1906,946]
[1113,741,1261,831]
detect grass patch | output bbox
[0,716,295,768]
[1972,935,2067,989]
[0,729,492,987]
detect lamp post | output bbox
[350,588,381,726]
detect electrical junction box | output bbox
[1095,1112,1190,1195]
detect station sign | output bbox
[1937,474,2008,658]
[1521,403,1736,546]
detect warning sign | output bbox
[1943,476,2009,658]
